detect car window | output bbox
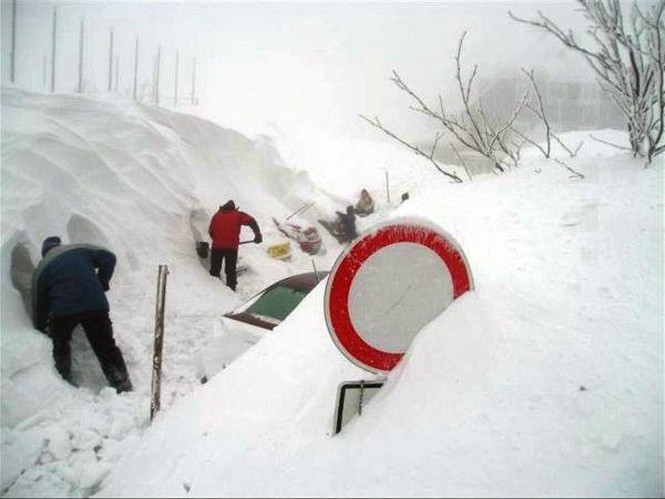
[245,285,309,322]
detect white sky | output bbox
[1,1,593,137]
[0,84,662,496]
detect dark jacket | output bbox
[32,244,116,332]
[208,200,261,249]
[335,206,358,241]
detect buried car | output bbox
[198,270,329,382]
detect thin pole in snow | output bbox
[191,57,196,105]
[174,50,179,106]
[77,20,84,93]
[10,0,16,84]
[155,46,161,105]
[108,28,114,92]
[133,36,139,100]
[286,201,315,220]
[150,264,169,422]
[50,7,57,93]
[385,170,390,204]
[312,260,320,283]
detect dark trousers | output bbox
[209,247,238,291]
[48,311,131,392]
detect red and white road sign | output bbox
[324,217,474,373]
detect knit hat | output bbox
[221,200,236,211]
[41,236,61,256]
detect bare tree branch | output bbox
[358,114,463,182]
[551,133,584,158]
[510,0,665,163]
[589,133,634,150]
[359,30,585,178]
[553,158,585,179]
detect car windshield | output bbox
[244,285,309,322]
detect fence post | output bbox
[191,57,196,105]
[154,46,161,105]
[150,264,169,422]
[50,7,57,93]
[133,36,139,100]
[108,28,114,92]
[42,55,47,91]
[77,20,84,93]
[10,0,16,84]
[174,50,179,106]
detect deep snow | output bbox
[1,86,663,497]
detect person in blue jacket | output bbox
[31,236,132,393]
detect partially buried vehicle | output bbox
[198,270,329,382]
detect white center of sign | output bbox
[347,242,454,353]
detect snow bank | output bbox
[1,86,662,497]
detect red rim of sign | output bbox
[324,219,473,373]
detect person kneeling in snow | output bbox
[355,188,375,217]
[208,200,262,291]
[334,205,358,243]
[31,236,133,393]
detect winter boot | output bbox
[114,378,133,394]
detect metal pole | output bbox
[312,259,320,283]
[358,380,365,416]
[50,7,57,93]
[174,50,179,106]
[108,29,114,92]
[191,57,196,105]
[286,201,314,221]
[133,36,139,100]
[155,46,161,105]
[10,0,16,84]
[77,20,84,93]
[385,170,390,204]
[150,264,169,422]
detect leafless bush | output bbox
[512,68,585,160]
[360,31,534,182]
[361,29,594,180]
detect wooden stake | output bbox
[150,264,169,421]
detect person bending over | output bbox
[208,200,262,291]
[32,236,132,393]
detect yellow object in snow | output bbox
[267,241,292,260]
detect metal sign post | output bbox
[150,264,169,422]
[332,379,385,435]
[324,217,474,434]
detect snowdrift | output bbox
[1,86,662,498]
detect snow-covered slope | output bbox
[98,128,665,498]
[1,87,662,497]
[0,87,343,496]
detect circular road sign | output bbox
[324,217,474,373]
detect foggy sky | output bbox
[1,1,593,138]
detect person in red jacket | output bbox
[208,200,262,291]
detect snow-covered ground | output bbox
[1,86,663,497]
